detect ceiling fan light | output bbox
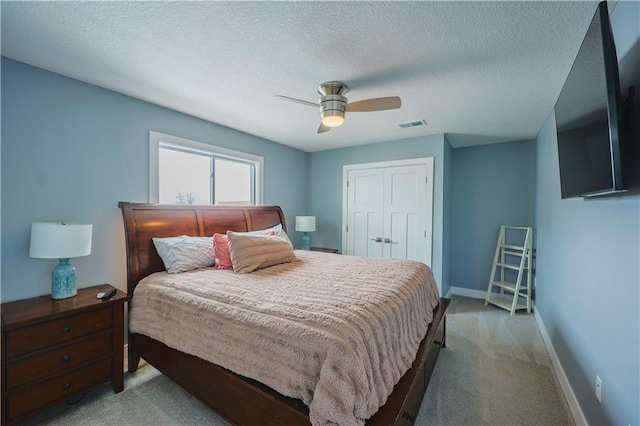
[320,109,344,127]
[321,115,344,127]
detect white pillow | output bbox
[227,231,297,274]
[246,223,291,243]
[152,235,215,273]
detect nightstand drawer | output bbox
[6,332,112,390]
[7,358,111,421]
[6,307,112,359]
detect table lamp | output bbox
[295,216,316,250]
[30,222,93,299]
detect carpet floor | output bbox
[16,296,574,425]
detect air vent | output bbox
[398,120,427,129]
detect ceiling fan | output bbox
[274,81,401,134]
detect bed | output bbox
[119,202,449,425]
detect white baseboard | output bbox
[446,286,487,300]
[533,304,587,426]
[447,287,587,425]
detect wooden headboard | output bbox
[118,202,286,296]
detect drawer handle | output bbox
[402,411,415,422]
[62,381,72,390]
[62,325,71,334]
[62,354,71,363]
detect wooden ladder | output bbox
[485,225,534,315]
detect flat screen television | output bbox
[555,1,627,199]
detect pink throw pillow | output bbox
[213,231,277,270]
[213,233,232,269]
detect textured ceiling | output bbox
[1,1,601,152]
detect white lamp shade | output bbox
[30,222,93,259]
[295,216,316,232]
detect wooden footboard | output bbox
[368,298,448,425]
[129,298,449,425]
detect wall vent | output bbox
[398,120,427,129]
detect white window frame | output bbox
[149,131,264,205]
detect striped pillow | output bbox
[152,236,215,273]
[227,231,297,274]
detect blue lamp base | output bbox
[301,232,310,250]
[52,258,78,300]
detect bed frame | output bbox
[119,202,449,425]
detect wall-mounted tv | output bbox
[555,1,627,199]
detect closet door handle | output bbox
[371,237,383,243]
[383,238,394,244]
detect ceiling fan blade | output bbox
[318,123,331,134]
[273,95,319,108]
[346,96,401,112]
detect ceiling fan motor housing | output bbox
[320,95,347,117]
[320,94,347,126]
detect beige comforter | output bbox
[129,250,439,425]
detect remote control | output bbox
[96,289,117,300]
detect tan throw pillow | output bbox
[245,223,292,244]
[227,230,297,274]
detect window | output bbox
[149,131,263,205]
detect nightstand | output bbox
[310,247,339,254]
[1,284,129,425]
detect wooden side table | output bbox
[1,284,129,425]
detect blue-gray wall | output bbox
[1,58,309,302]
[535,111,639,426]
[450,139,536,292]
[534,2,640,422]
[307,134,450,296]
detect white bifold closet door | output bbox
[344,158,434,267]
